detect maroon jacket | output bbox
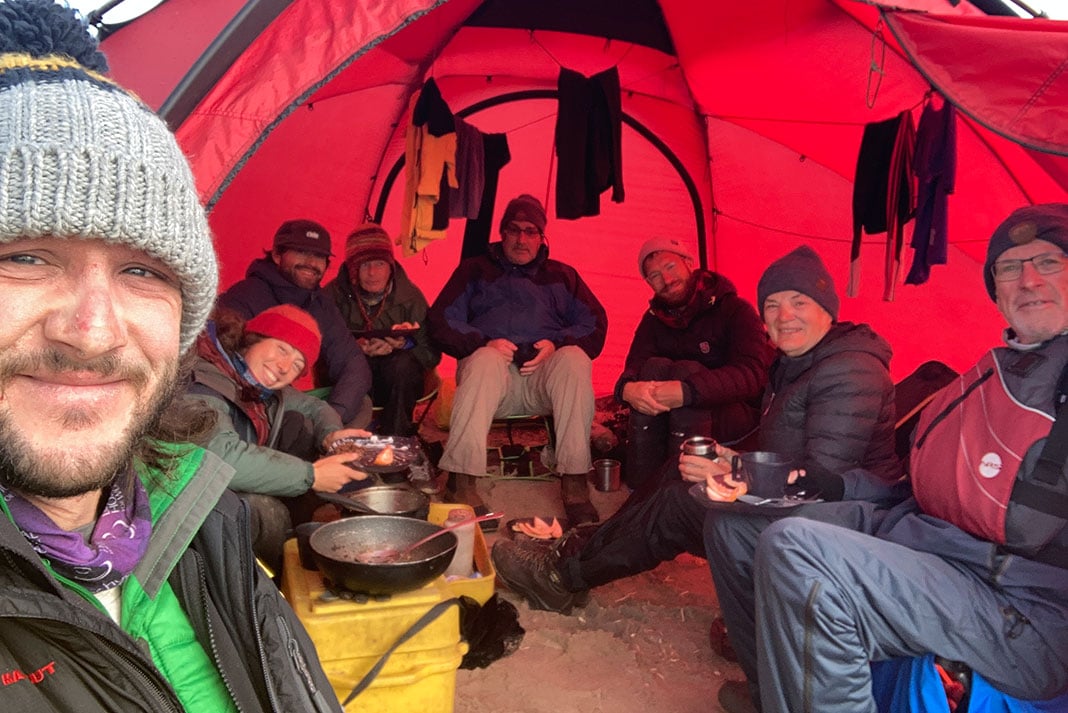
[615,270,774,411]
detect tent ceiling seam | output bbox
[207,0,456,212]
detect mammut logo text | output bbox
[978,452,1003,479]
[2,661,56,686]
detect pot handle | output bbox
[315,491,380,515]
[342,597,460,705]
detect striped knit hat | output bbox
[0,0,217,353]
[345,222,395,271]
[245,305,321,377]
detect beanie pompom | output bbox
[0,0,107,72]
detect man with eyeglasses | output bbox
[428,194,608,525]
[708,203,1068,713]
[615,238,776,493]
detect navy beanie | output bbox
[757,245,840,321]
[983,204,1068,300]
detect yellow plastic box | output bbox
[281,540,467,712]
[427,502,496,605]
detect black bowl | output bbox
[309,515,456,595]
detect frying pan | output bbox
[308,515,457,595]
[318,486,430,519]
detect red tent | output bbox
[100,0,1068,394]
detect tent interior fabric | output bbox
[100,0,1068,395]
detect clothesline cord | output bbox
[716,210,988,246]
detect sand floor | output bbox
[414,415,743,713]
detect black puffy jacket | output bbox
[758,321,901,499]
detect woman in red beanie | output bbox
[185,305,371,572]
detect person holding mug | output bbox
[491,245,901,615]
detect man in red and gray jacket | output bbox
[710,204,1068,713]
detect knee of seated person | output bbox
[240,494,293,536]
[756,518,828,568]
[637,356,679,380]
[551,345,592,369]
[467,345,510,367]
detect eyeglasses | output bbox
[991,252,1068,282]
[503,224,543,239]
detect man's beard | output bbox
[658,272,699,308]
[282,263,324,290]
[0,350,179,498]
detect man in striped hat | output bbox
[329,222,440,435]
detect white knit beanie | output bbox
[0,0,218,353]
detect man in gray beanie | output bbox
[709,208,1068,713]
[0,2,340,711]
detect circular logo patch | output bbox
[978,452,1003,479]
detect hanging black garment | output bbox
[461,133,512,260]
[849,110,915,300]
[905,100,957,286]
[554,66,625,219]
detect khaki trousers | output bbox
[440,345,594,476]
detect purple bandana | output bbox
[0,473,153,593]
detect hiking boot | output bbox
[560,473,599,525]
[717,679,759,713]
[491,538,584,614]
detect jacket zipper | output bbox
[192,549,246,713]
[97,634,183,713]
[276,614,335,712]
[237,501,284,713]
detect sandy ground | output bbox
[417,417,744,713]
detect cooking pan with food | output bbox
[308,515,457,595]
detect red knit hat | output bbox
[245,305,322,377]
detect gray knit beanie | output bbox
[0,0,217,353]
[757,245,840,321]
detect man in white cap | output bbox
[618,237,775,493]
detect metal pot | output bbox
[308,515,457,595]
[319,485,430,519]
